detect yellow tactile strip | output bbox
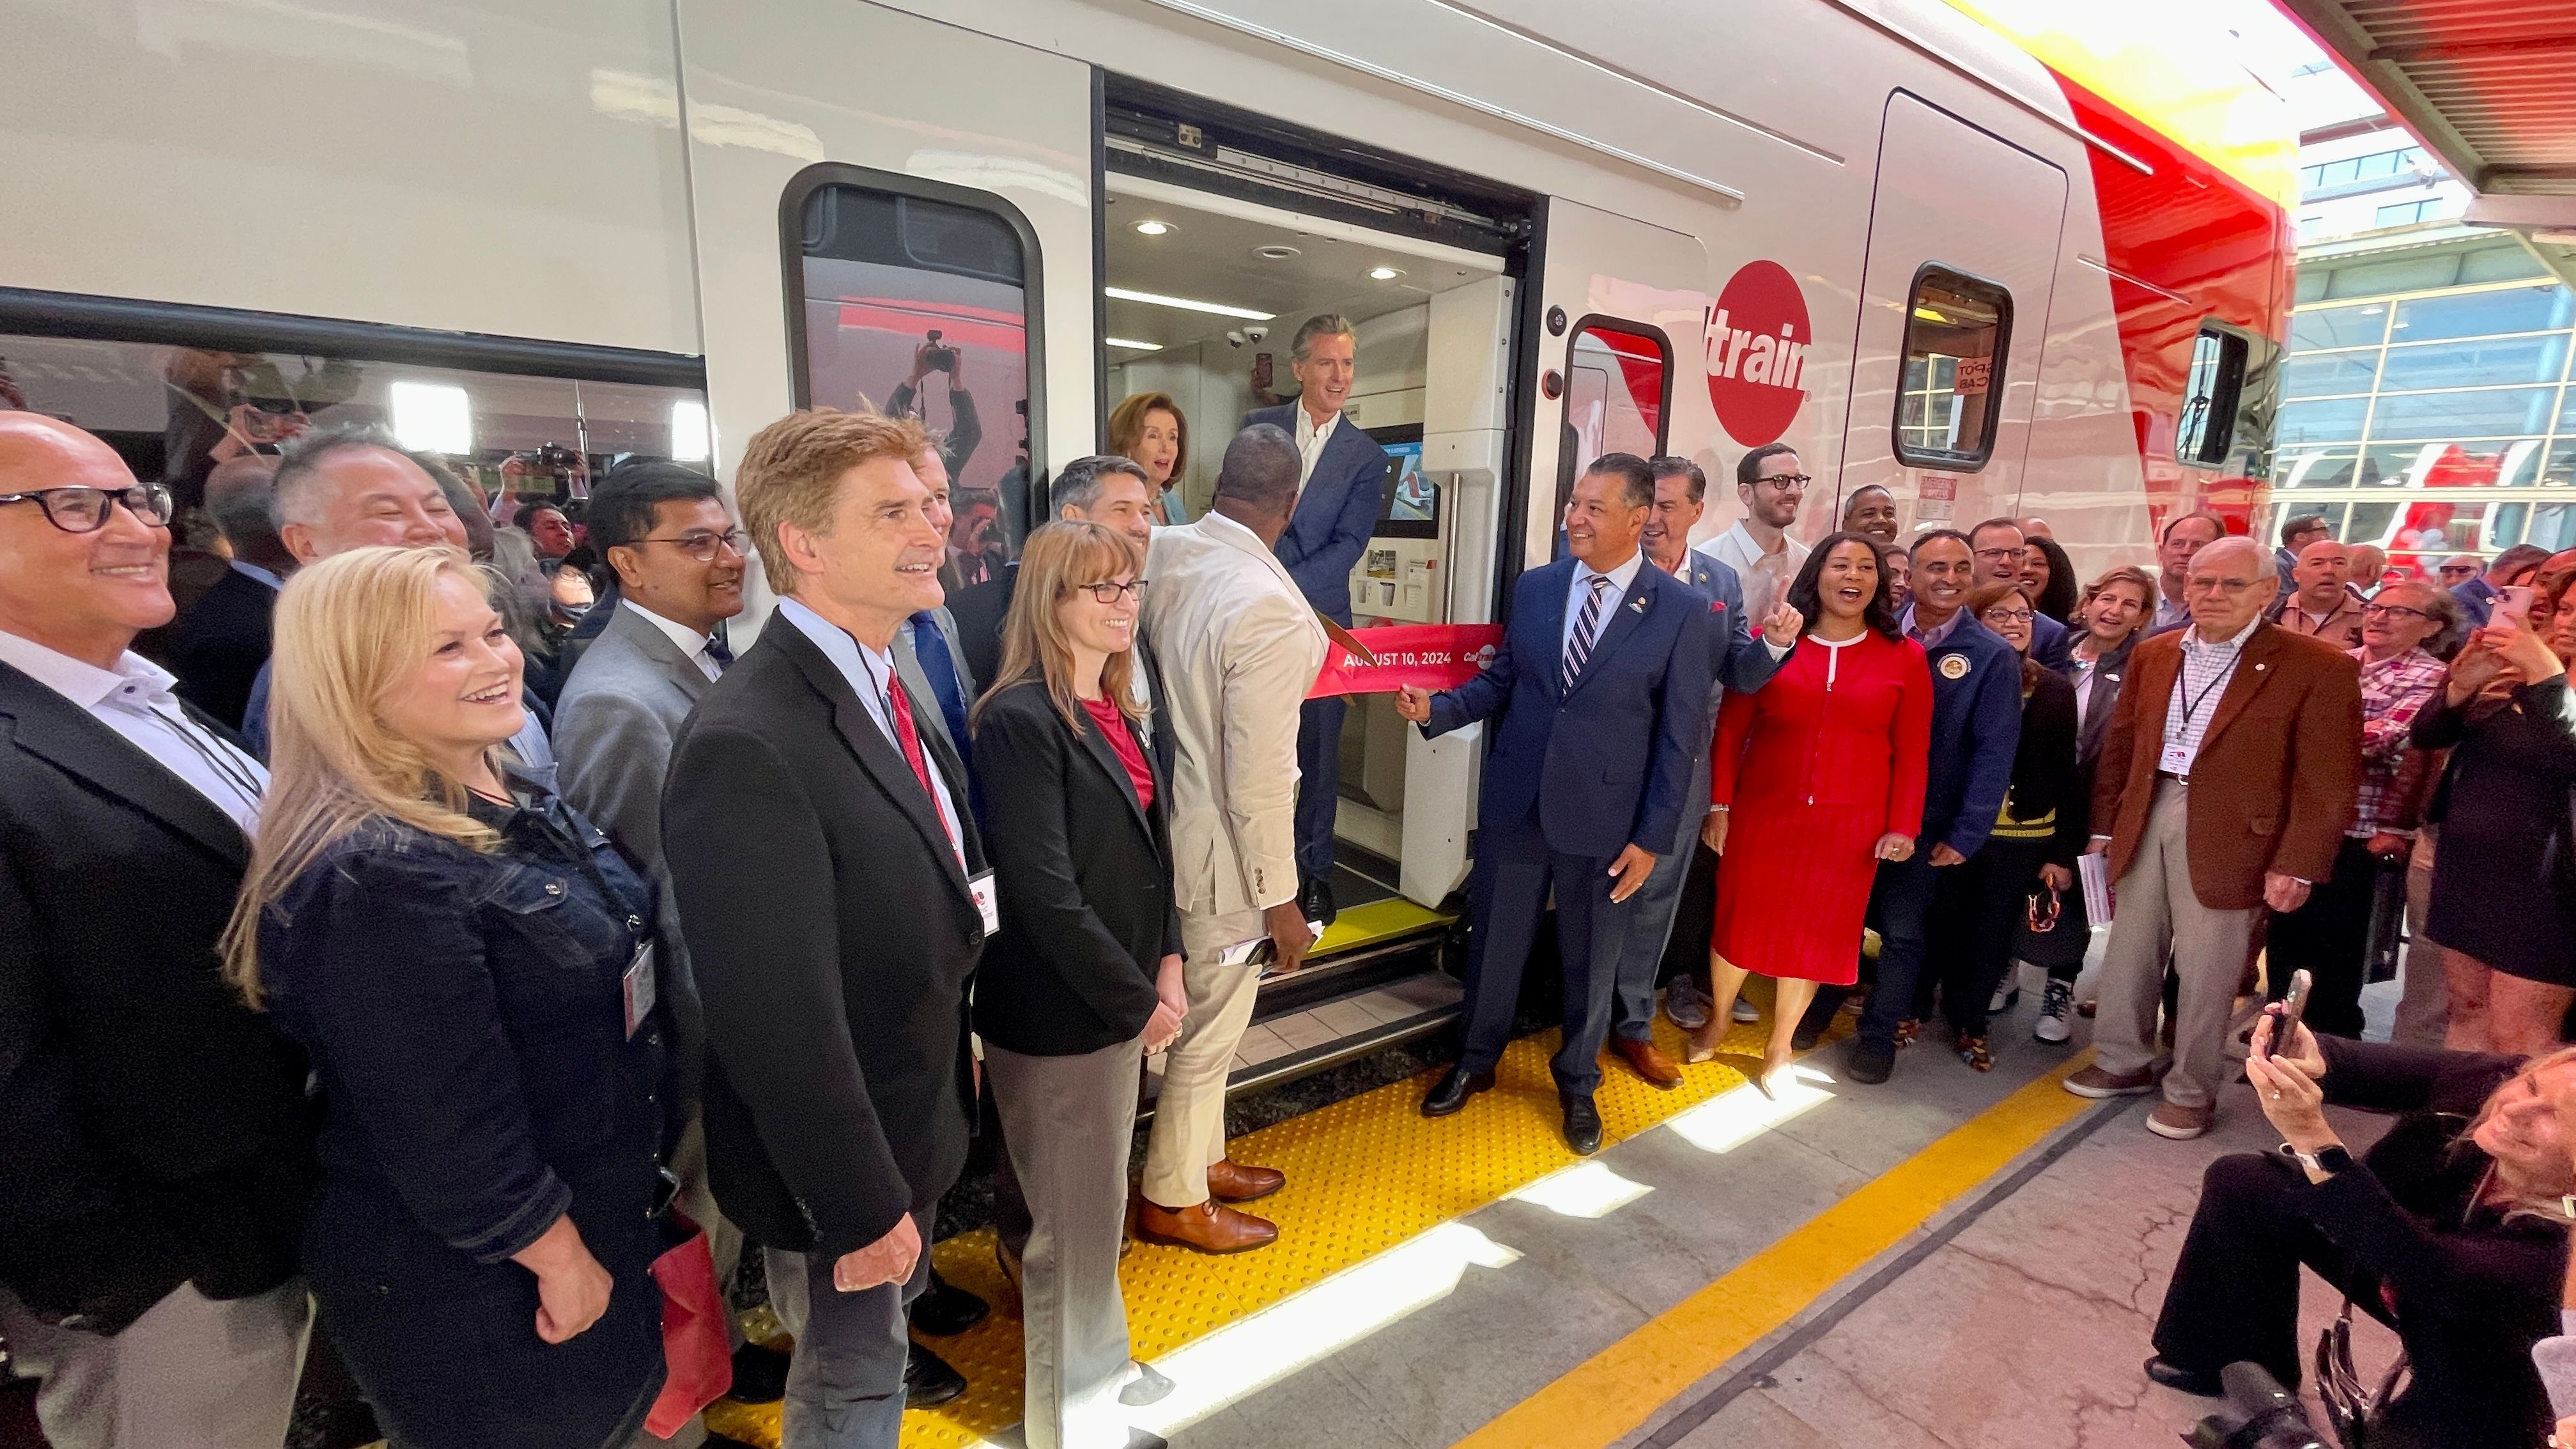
[1309,895,1452,956]
[706,1000,1795,1449]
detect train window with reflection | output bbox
[1893,268,2010,469]
[2177,327,2250,466]
[787,168,1043,574]
[1564,319,1671,477]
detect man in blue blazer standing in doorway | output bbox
[1397,453,1715,1154]
[1244,314,1389,928]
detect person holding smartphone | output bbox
[2412,575,2576,1056]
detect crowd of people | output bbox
[6,316,2576,1449]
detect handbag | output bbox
[2311,1296,2408,1448]
[642,1208,734,1437]
[2012,885,2089,972]
[2361,856,2406,986]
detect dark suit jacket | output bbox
[1244,403,1386,624]
[171,567,277,731]
[969,680,1182,1057]
[2093,623,2362,908]
[948,564,1017,706]
[0,662,310,1331]
[2028,610,2074,674]
[2063,634,2138,767]
[1918,618,2025,857]
[1420,557,1713,858]
[662,619,987,1261]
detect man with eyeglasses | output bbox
[1968,518,2072,670]
[0,413,314,1449]
[2065,536,2361,1142]
[1699,442,1812,627]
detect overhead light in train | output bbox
[389,382,473,456]
[1368,265,1403,281]
[1104,286,1276,321]
[1254,244,1301,261]
[670,399,712,463]
[1133,219,1174,236]
[1105,337,1164,352]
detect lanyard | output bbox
[2173,646,2244,738]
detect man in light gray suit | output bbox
[551,460,750,1437]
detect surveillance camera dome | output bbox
[1244,323,1269,342]
[1225,329,1246,348]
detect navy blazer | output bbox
[1420,557,1714,858]
[1244,402,1387,624]
[1665,551,1788,702]
[2029,610,2074,674]
[1918,617,2025,858]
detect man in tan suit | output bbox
[2066,536,2361,1139]
[1132,424,1325,1254]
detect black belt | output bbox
[2156,770,2189,784]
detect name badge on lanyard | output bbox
[622,943,657,1040]
[968,870,1000,937]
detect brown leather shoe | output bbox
[2063,1063,2156,1098]
[1206,1158,1286,1204]
[1134,1198,1277,1255]
[1610,1035,1684,1089]
[2147,1101,2214,1140]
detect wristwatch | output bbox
[2279,1142,2352,1176]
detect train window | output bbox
[1893,268,2010,469]
[2176,326,2250,467]
[785,167,1043,571]
[1564,318,1671,479]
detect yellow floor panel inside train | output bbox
[704,1002,1788,1448]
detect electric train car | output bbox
[0,0,2295,1094]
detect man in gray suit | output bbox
[550,459,749,1434]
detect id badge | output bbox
[2158,740,2192,775]
[622,943,656,1040]
[968,871,1001,936]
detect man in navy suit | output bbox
[1603,456,1800,1087]
[1801,529,2022,1083]
[1244,314,1389,927]
[1970,518,2072,671]
[1398,454,1714,1153]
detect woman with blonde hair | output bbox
[970,520,1184,1448]
[1107,391,1191,526]
[224,546,667,1449]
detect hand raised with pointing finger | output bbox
[1761,600,1805,647]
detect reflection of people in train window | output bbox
[887,334,983,483]
[159,350,360,508]
[948,488,1006,588]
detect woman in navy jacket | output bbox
[224,547,666,1449]
[971,522,1184,1449]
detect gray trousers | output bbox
[1139,907,1263,1208]
[764,1216,930,1449]
[0,1278,310,1449]
[1610,751,1713,1040]
[2094,780,2258,1109]
[989,1035,1146,1449]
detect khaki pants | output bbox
[0,1279,310,1449]
[2095,780,2258,1110]
[1139,906,1263,1208]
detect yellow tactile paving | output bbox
[705,993,1798,1449]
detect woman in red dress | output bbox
[1688,533,1932,1090]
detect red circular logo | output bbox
[1704,260,1812,446]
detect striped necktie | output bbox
[1562,573,1610,691]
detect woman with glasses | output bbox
[969,521,1183,1449]
[222,547,669,1449]
[1917,583,2079,1069]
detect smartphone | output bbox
[2499,584,2536,628]
[2258,969,2313,1060]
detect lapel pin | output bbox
[1630,595,1649,614]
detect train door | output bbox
[1842,91,2067,532]
[673,0,1099,630]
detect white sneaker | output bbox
[1988,980,2013,1014]
[1731,998,1761,1023]
[2035,979,2073,1044]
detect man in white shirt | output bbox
[1697,442,1811,623]
[0,413,313,1449]
[2148,510,2226,636]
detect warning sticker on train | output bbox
[1704,259,1812,446]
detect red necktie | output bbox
[885,676,961,860]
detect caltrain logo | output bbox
[1705,259,1812,446]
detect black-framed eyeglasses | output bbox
[1981,607,2035,625]
[1754,474,1812,490]
[635,528,746,563]
[0,483,174,534]
[2361,602,2430,621]
[1074,579,1146,604]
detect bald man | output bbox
[0,415,312,1449]
[2064,535,2360,1141]
[2273,538,2363,649]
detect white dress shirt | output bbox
[1562,548,1646,656]
[622,598,725,683]
[0,632,267,830]
[1293,405,1343,491]
[776,598,964,865]
[1698,522,1809,623]
[2161,615,2261,778]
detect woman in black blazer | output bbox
[1921,584,2079,1068]
[969,520,1183,1449]
[2039,565,2156,1040]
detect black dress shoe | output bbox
[724,1341,791,1404]
[1298,874,1338,929]
[1846,1040,1895,1085]
[908,1266,988,1336]
[2143,1356,2224,1398]
[1421,1066,1495,1117]
[905,1342,968,1409]
[1561,1092,1603,1155]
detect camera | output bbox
[1224,330,1246,348]
[2187,1364,2325,1449]
[1244,323,1268,343]
[922,329,959,373]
